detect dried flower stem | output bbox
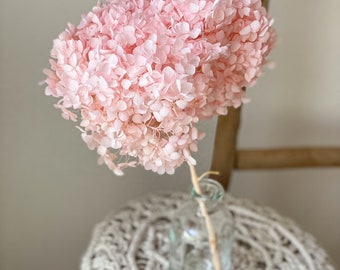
[188,163,222,270]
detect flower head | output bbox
[43,0,276,175]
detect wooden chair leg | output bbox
[209,0,270,190]
[210,107,242,190]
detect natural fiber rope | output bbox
[81,193,335,270]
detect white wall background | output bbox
[1,0,339,269]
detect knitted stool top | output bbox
[81,193,335,270]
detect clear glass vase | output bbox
[169,178,234,270]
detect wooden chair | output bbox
[210,0,340,190]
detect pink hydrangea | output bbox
[43,0,276,175]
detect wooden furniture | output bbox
[209,0,340,189]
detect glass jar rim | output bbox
[190,178,224,201]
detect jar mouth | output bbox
[190,178,224,201]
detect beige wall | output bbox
[1,0,339,269]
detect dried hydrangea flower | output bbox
[43,0,276,175]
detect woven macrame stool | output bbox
[81,193,335,270]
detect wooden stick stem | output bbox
[189,164,222,270]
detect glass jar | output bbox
[169,178,234,270]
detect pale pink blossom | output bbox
[43,0,276,175]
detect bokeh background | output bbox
[1,0,339,269]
